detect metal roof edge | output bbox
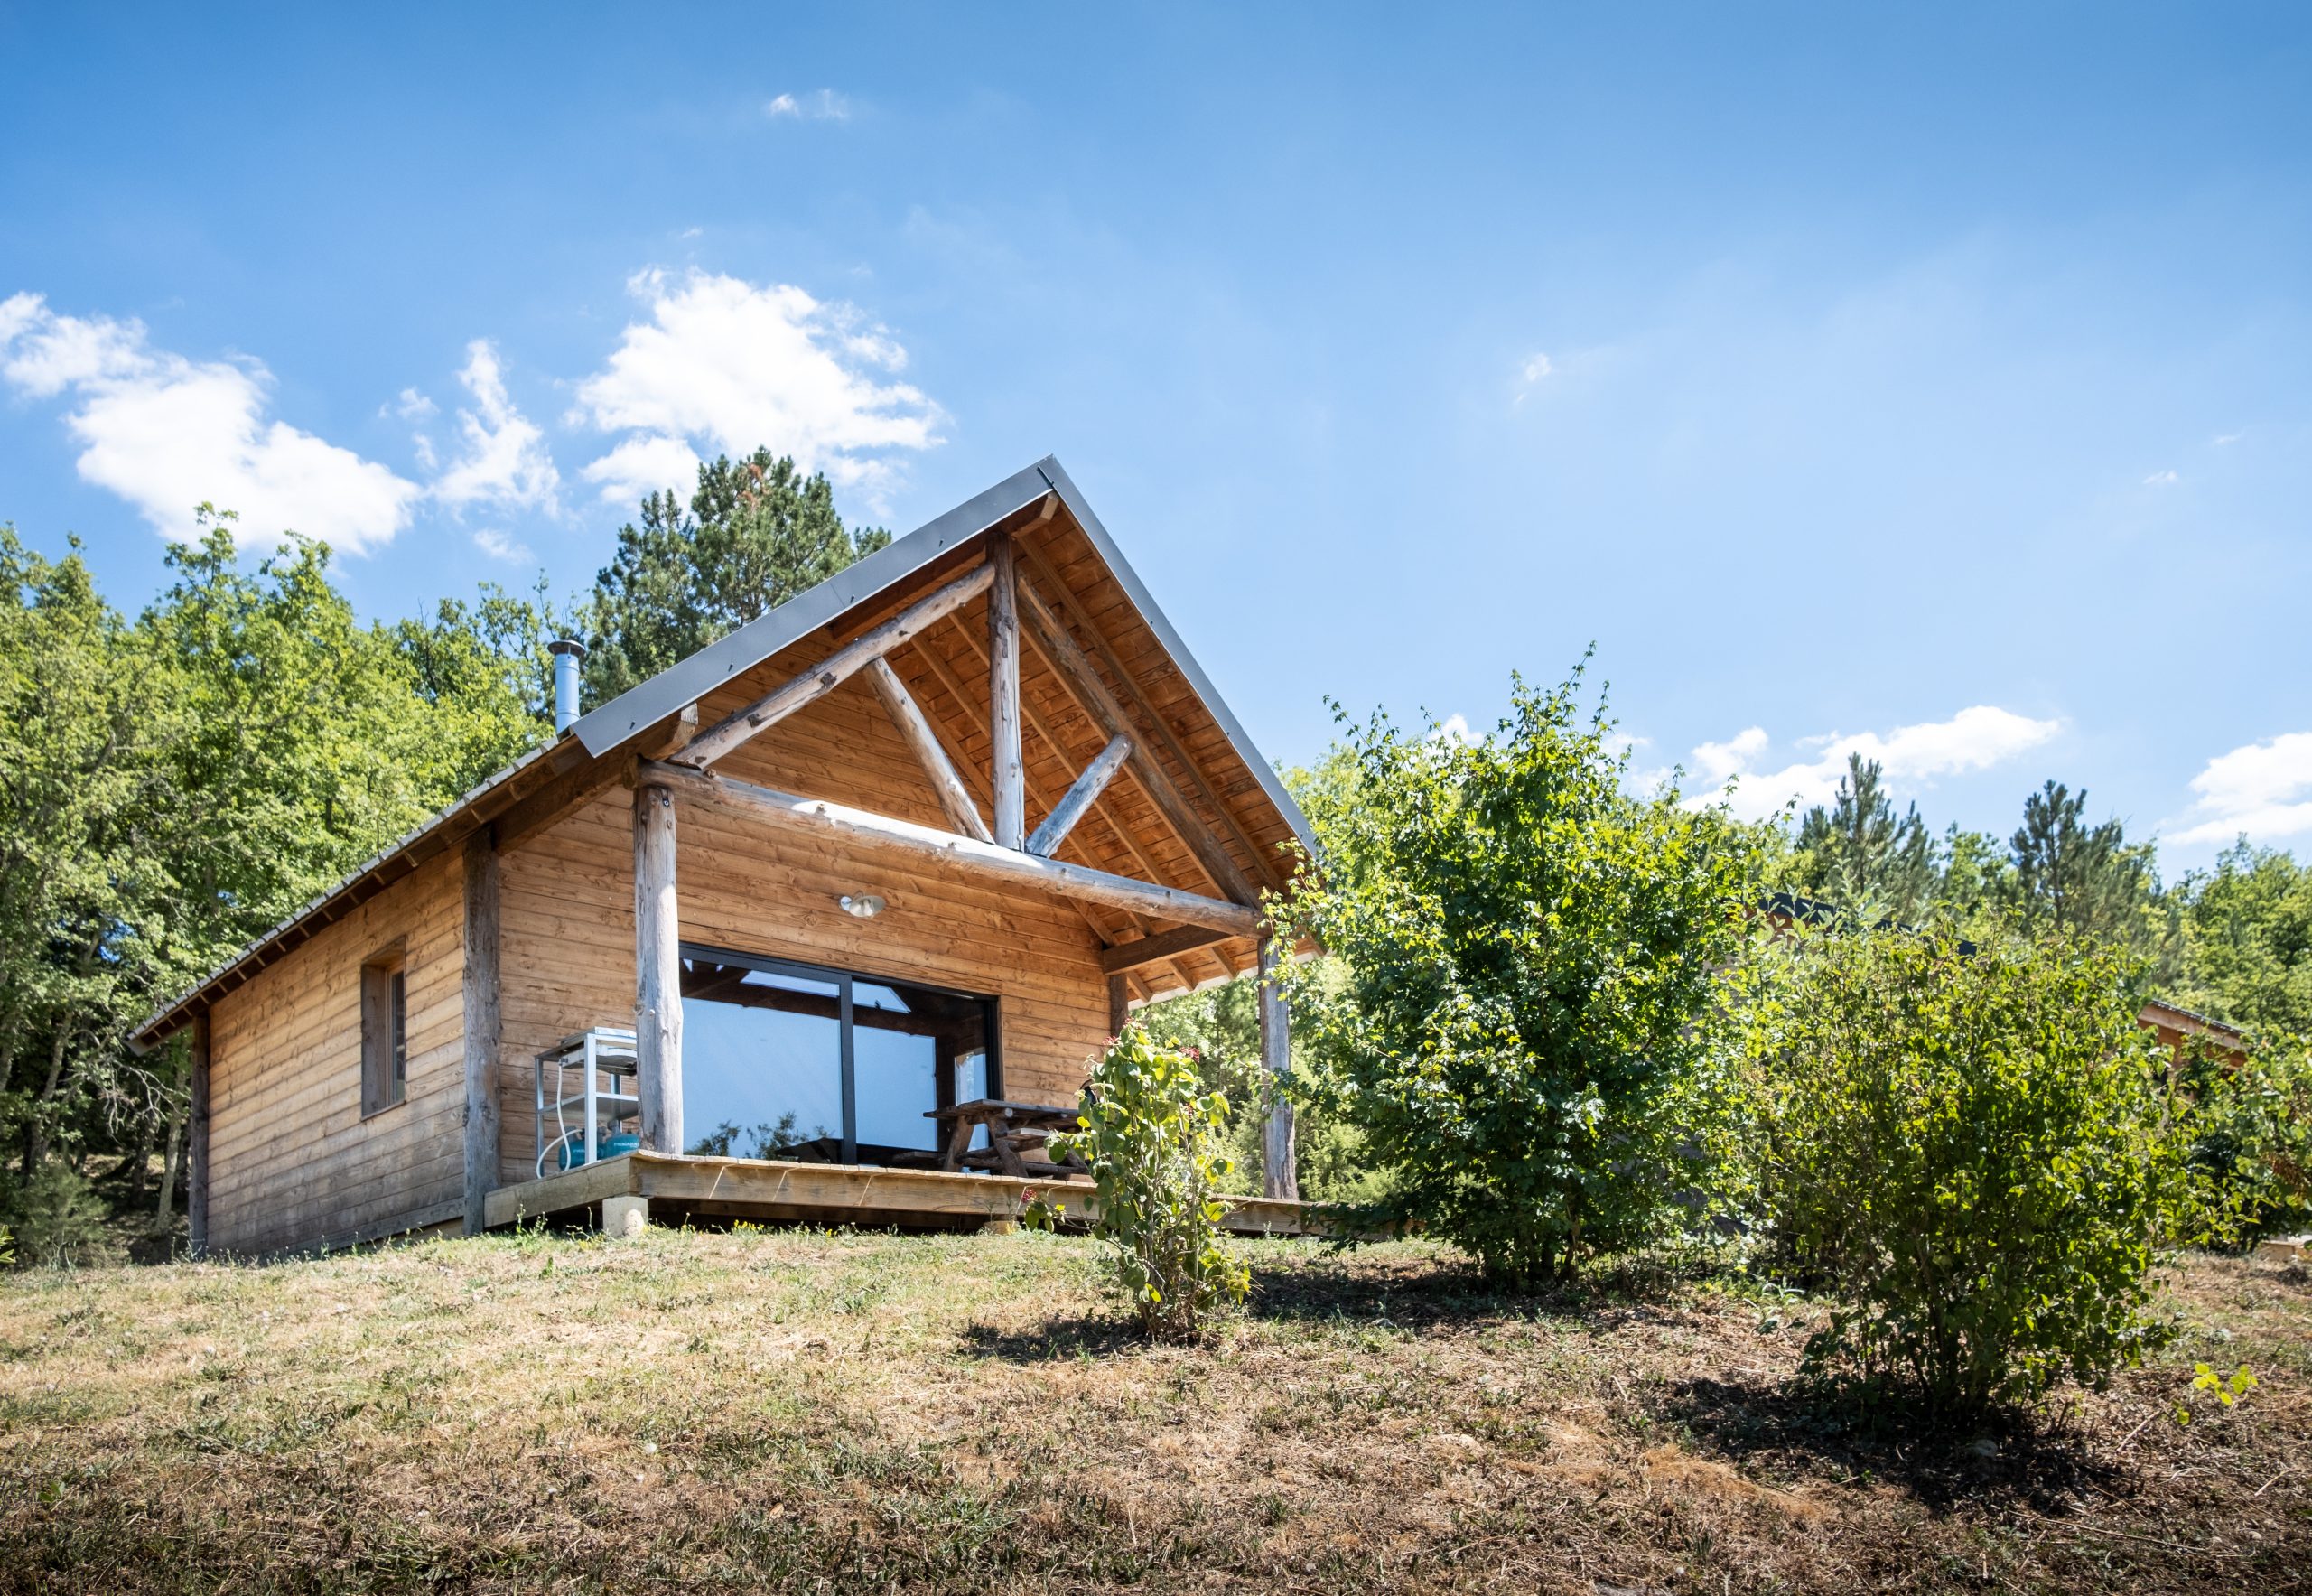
[1033,455,1318,863]
[130,454,1313,1048]
[570,462,1059,756]
[127,733,570,1051]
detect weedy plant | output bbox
[1050,1027,1249,1342]
[2176,1362,2259,1426]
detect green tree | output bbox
[2173,842,2312,1035]
[0,527,171,1181]
[1790,755,1935,922]
[136,517,547,975]
[2005,780,2165,962]
[1269,666,1764,1284]
[582,451,890,703]
[1739,927,2199,1413]
[1130,969,1383,1206]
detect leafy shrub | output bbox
[1739,928,2198,1413]
[2172,1031,2312,1242]
[1269,667,1763,1284]
[9,1161,117,1270]
[1129,966,1386,1205]
[1050,1028,1249,1341]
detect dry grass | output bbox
[0,1226,2306,1592]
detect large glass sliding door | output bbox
[678,945,998,1164]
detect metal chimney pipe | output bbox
[548,639,587,733]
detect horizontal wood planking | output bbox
[206,850,467,1255]
[192,492,1312,1250]
[495,780,1118,1188]
[488,1151,1321,1237]
[643,762,1259,936]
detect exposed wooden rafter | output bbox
[641,760,1260,937]
[1099,923,1239,975]
[890,636,1135,954]
[865,657,991,843]
[1019,540,1284,893]
[1012,564,1260,908]
[1027,733,1131,859]
[678,561,994,769]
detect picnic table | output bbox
[927,1099,1091,1179]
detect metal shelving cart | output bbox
[534,1027,641,1176]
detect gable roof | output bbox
[132,456,1312,1050]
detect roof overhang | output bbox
[130,455,1314,1051]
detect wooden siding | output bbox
[189,490,1299,1249]
[494,771,1115,1188]
[206,851,466,1255]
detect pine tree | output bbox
[582,451,890,704]
[1792,754,1935,922]
[2004,780,2164,963]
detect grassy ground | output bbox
[0,1227,2305,1593]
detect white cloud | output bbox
[573,269,944,507]
[581,433,704,508]
[1513,351,1552,406]
[2214,431,2243,446]
[2143,469,2179,486]
[429,340,560,515]
[471,527,535,565]
[390,387,437,421]
[1430,713,1473,745]
[765,89,852,121]
[0,292,420,552]
[2168,733,2312,847]
[1683,706,2062,820]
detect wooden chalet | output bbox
[131,459,1316,1255]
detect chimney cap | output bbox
[547,637,588,658]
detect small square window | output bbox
[361,951,407,1116]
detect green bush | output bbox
[1269,668,1762,1284]
[1739,928,2198,1413]
[1050,1028,1250,1341]
[2173,1031,2312,1242]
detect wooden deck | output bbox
[481,1151,1321,1237]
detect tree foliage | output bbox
[581,451,889,703]
[1790,754,1937,922]
[0,513,559,1248]
[1,440,899,1255]
[1270,667,1764,1284]
[1739,927,2199,1413]
[2173,843,2312,1037]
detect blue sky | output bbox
[4,3,2307,868]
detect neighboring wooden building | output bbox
[133,460,1316,1255]
[2138,999,2251,1066]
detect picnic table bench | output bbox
[928,1099,1091,1180]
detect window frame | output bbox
[676,942,1002,1163]
[359,946,409,1119]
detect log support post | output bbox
[988,528,1024,849]
[1107,974,1131,1039]
[461,829,503,1235]
[634,780,684,1155]
[187,1012,210,1257]
[1257,934,1298,1202]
